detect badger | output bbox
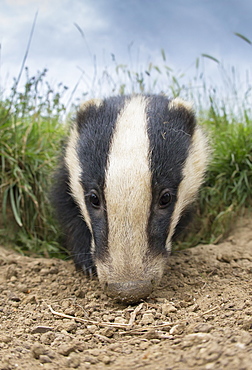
[51,95,209,303]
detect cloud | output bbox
[0,0,252,103]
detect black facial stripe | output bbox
[146,95,196,255]
[76,96,128,261]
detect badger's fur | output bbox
[51,95,209,303]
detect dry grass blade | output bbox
[48,305,132,329]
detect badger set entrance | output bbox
[51,95,209,304]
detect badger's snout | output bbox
[52,94,209,303]
[106,280,154,303]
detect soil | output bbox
[0,217,252,370]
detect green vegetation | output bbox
[176,111,252,249]
[0,68,68,257]
[0,50,251,258]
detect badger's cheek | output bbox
[95,256,166,304]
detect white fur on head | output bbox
[166,124,209,251]
[97,95,165,283]
[65,99,103,234]
[65,124,93,232]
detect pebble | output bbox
[161,303,177,315]
[114,316,127,324]
[169,323,185,335]
[8,293,20,302]
[17,283,29,293]
[98,354,111,364]
[193,323,213,333]
[141,313,155,325]
[5,265,18,279]
[139,341,150,350]
[83,355,98,364]
[87,325,98,334]
[31,343,48,359]
[58,344,77,356]
[66,353,80,368]
[39,355,52,364]
[0,335,12,343]
[31,326,54,334]
[22,295,37,304]
[181,333,212,348]
[62,321,78,333]
[40,332,55,345]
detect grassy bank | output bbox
[0,60,251,258]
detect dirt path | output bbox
[0,217,251,370]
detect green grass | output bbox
[175,111,252,249]
[0,51,251,257]
[0,69,68,257]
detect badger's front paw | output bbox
[81,263,97,277]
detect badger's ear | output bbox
[76,99,103,130]
[168,97,194,114]
[168,97,196,136]
[79,99,103,112]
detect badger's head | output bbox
[64,95,209,303]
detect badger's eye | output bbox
[159,190,171,209]
[89,190,101,209]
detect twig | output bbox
[48,305,131,329]
[199,305,219,316]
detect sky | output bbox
[0,0,252,107]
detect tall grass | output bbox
[176,111,252,248]
[0,68,67,257]
[0,41,251,256]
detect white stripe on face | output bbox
[101,96,153,281]
[65,124,93,233]
[166,125,209,251]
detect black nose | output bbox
[106,280,154,303]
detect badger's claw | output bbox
[82,264,96,277]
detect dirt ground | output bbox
[0,217,251,370]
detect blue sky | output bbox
[0,0,252,104]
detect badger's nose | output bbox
[106,280,154,304]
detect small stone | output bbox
[83,355,98,364]
[141,313,155,325]
[40,332,55,345]
[181,333,212,348]
[99,327,115,338]
[62,321,78,333]
[193,323,213,333]
[98,354,111,364]
[17,284,30,293]
[8,293,20,302]
[66,353,80,368]
[87,325,98,334]
[31,343,48,359]
[49,267,59,274]
[39,355,52,364]
[75,289,86,298]
[58,344,77,356]
[31,326,53,334]
[114,317,127,324]
[6,265,18,279]
[40,268,50,275]
[169,323,185,335]
[139,341,150,350]
[161,303,177,315]
[239,331,252,345]
[0,335,12,343]
[217,253,233,263]
[22,295,37,304]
